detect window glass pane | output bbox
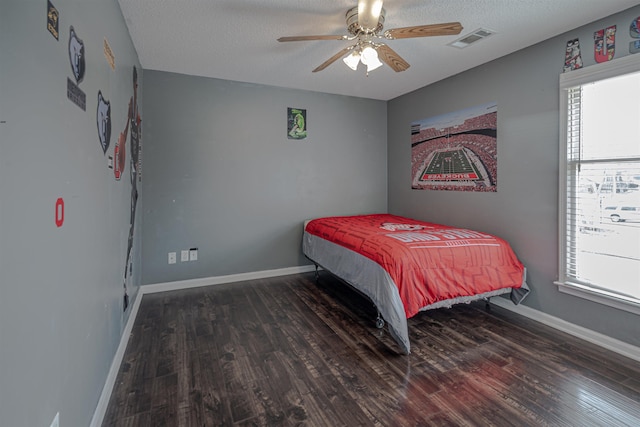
[572,162,640,299]
[581,72,640,160]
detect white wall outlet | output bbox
[50,412,59,427]
[189,248,198,261]
[181,250,189,262]
[168,252,176,264]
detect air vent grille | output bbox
[449,28,495,49]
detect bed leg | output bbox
[484,297,491,312]
[375,311,385,329]
[314,264,319,281]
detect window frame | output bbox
[557,53,640,316]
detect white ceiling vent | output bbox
[448,28,496,49]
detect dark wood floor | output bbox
[103,272,640,426]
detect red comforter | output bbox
[305,214,525,318]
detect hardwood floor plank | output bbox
[149,373,178,426]
[102,272,640,426]
[194,348,233,425]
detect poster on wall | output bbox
[411,102,497,192]
[287,107,307,139]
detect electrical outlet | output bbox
[181,250,189,262]
[50,412,59,427]
[168,252,176,264]
[189,248,198,261]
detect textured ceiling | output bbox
[118,0,639,100]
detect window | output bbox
[558,54,640,314]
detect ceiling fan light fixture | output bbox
[352,45,382,74]
[360,45,378,65]
[343,51,361,70]
[365,58,383,73]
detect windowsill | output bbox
[555,281,640,316]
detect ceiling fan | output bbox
[277,0,463,74]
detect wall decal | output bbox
[113,130,125,180]
[66,78,86,110]
[55,197,64,227]
[113,68,141,181]
[563,38,583,72]
[103,38,115,70]
[97,91,111,154]
[68,26,85,83]
[67,26,86,110]
[119,66,142,303]
[594,25,616,63]
[411,102,497,192]
[287,107,307,139]
[630,17,640,54]
[47,0,59,40]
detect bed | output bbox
[302,213,529,355]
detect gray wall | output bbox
[141,71,387,284]
[388,5,640,347]
[0,1,142,426]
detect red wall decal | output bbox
[55,197,64,227]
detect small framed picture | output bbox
[287,107,307,140]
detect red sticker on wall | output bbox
[55,197,64,227]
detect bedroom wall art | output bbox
[118,66,142,307]
[55,197,64,228]
[47,1,59,40]
[96,91,111,154]
[630,16,640,54]
[287,107,307,139]
[594,25,616,62]
[67,26,86,110]
[564,38,583,72]
[103,38,115,70]
[411,102,497,192]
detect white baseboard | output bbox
[141,265,317,294]
[492,298,640,363]
[90,289,144,427]
[90,265,317,426]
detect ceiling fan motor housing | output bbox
[346,6,386,35]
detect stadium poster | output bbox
[410,102,497,192]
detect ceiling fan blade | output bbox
[312,46,354,73]
[278,35,347,42]
[358,0,384,30]
[376,44,410,72]
[384,22,463,39]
